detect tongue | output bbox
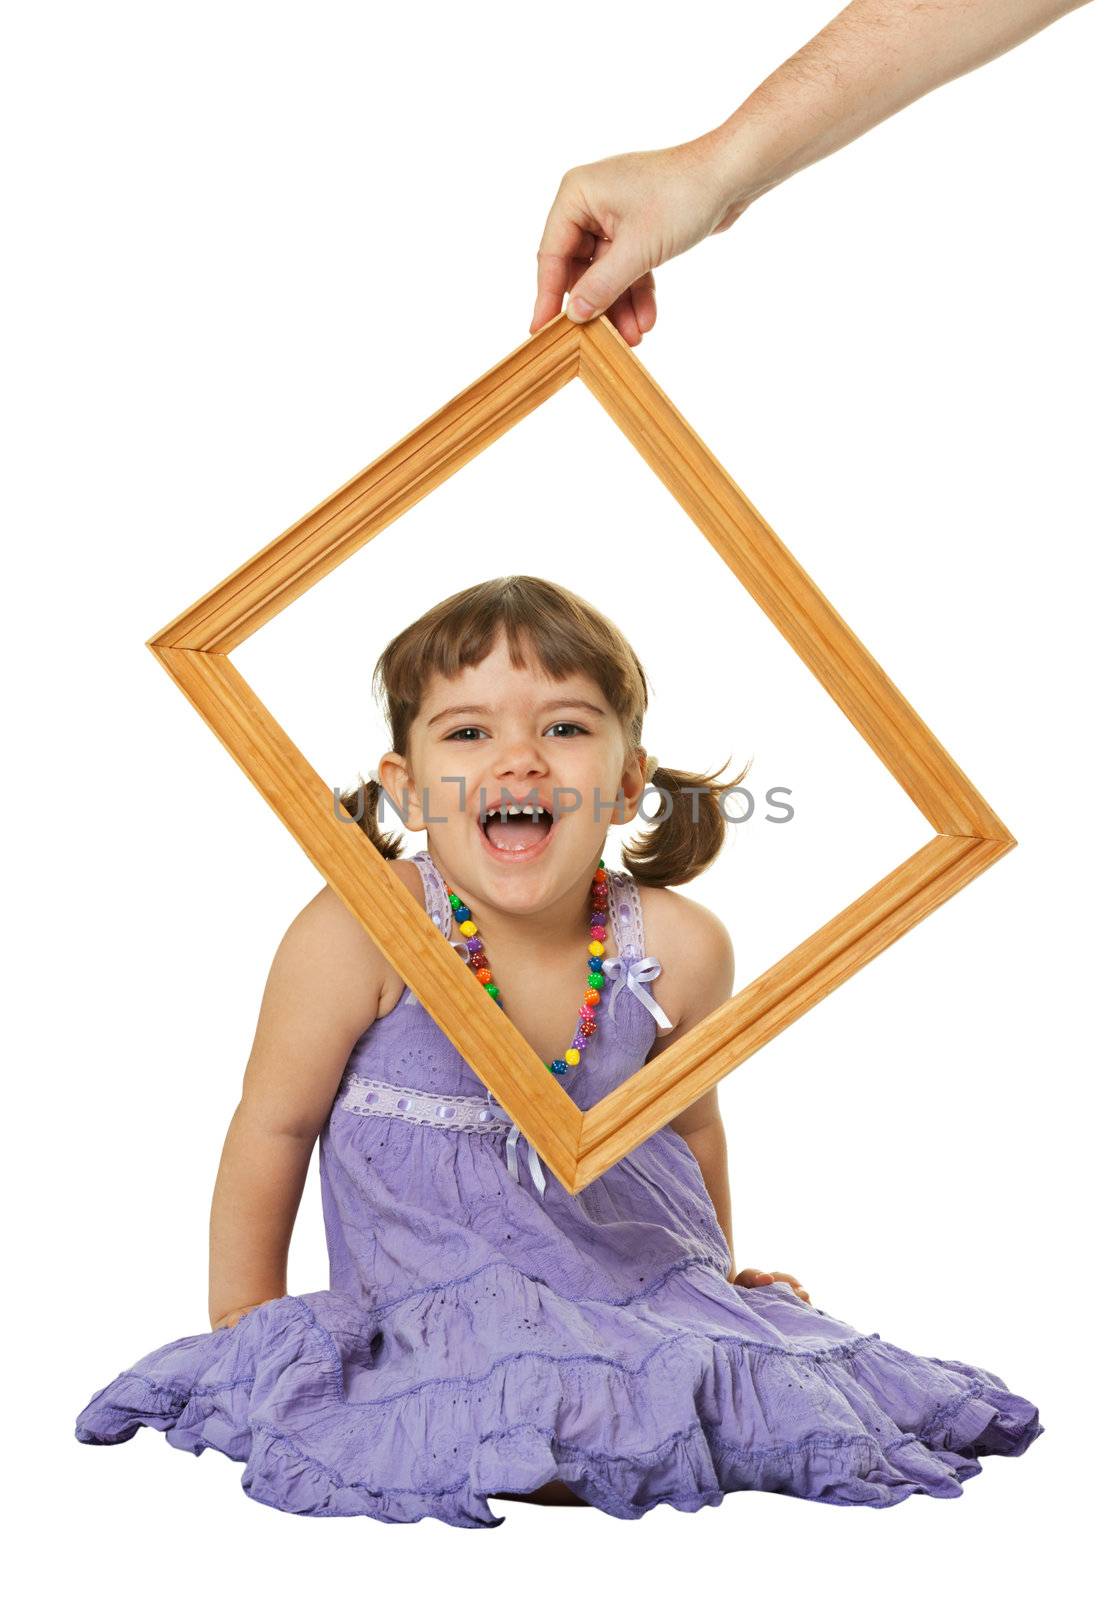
[484,814,550,851]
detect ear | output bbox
[616,746,649,826]
[377,751,425,834]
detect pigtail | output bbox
[334,775,406,860]
[622,755,754,888]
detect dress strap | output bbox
[608,867,646,959]
[411,850,452,937]
[400,852,450,1009]
[603,868,675,1035]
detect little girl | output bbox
[75,574,1042,1528]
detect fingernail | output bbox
[568,296,594,321]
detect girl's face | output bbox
[380,633,647,916]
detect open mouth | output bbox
[477,799,555,856]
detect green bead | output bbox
[484,982,499,997]
[448,891,462,908]
[598,858,604,868]
[587,971,605,990]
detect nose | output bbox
[491,741,548,784]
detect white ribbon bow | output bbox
[600,954,675,1031]
[504,1124,548,1198]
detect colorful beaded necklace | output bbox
[446,857,609,1077]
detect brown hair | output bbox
[337,575,751,888]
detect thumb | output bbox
[566,234,649,323]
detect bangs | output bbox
[374,576,648,751]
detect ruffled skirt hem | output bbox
[75,1266,1042,1530]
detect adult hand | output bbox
[529,138,744,347]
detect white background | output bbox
[4,0,1115,1591]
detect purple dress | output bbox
[75,849,1042,1528]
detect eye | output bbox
[445,722,589,741]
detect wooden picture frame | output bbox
[148,310,1014,1194]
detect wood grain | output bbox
[146,310,1015,1195]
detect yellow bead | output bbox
[460,920,477,937]
[564,1048,581,1066]
[587,939,605,958]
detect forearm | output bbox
[681,1117,736,1275]
[208,1102,317,1329]
[700,0,1091,210]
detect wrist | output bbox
[210,1299,270,1332]
[208,1286,284,1324]
[690,115,777,217]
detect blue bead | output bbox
[587,956,603,972]
[549,1059,568,1075]
[453,904,471,922]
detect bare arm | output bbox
[532,0,1093,340]
[701,0,1094,220]
[208,887,388,1329]
[674,1097,736,1273]
[653,897,739,1268]
[657,895,810,1301]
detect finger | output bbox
[735,1267,776,1287]
[530,237,596,332]
[566,230,652,325]
[609,287,643,347]
[572,238,645,345]
[769,1270,813,1305]
[768,1271,803,1289]
[531,245,579,331]
[531,182,599,329]
[629,270,657,334]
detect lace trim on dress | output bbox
[339,1070,512,1133]
[412,851,452,937]
[339,1069,550,1197]
[401,852,453,1007]
[607,867,645,960]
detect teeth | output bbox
[484,802,549,820]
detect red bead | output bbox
[579,1018,597,1038]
